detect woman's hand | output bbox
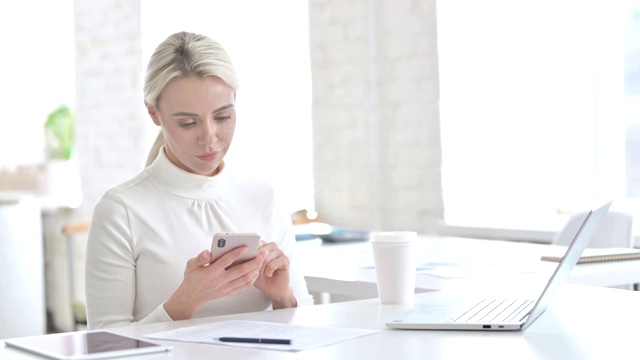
[253,241,297,309]
[163,246,268,320]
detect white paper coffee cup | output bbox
[370,231,417,305]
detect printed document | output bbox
[145,320,378,352]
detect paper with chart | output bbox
[145,320,379,352]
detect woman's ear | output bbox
[145,101,161,126]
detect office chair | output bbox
[553,211,633,248]
[62,220,90,330]
[553,210,635,290]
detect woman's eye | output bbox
[179,122,196,129]
[215,115,231,122]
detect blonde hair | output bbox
[144,32,239,166]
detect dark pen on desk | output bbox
[217,337,292,345]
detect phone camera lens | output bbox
[217,238,226,248]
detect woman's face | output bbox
[147,76,236,176]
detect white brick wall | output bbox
[46,0,144,333]
[74,0,145,219]
[310,0,444,233]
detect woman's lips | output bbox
[196,152,220,161]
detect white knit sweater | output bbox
[85,148,313,329]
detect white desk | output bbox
[297,236,640,300]
[2,284,639,360]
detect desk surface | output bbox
[297,236,640,298]
[2,284,639,360]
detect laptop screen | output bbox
[522,200,612,329]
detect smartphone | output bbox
[210,232,260,267]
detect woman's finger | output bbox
[185,250,212,273]
[210,246,249,269]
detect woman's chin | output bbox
[193,163,222,177]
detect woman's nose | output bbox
[199,121,217,145]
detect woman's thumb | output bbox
[199,250,212,264]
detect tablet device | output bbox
[4,330,172,359]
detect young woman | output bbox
[85,31,313,329]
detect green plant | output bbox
[44,105,75,161]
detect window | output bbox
[438,1,640,233]
[0,0,75,168]
[141,0,314,214]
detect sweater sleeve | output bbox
[273,199,314,307]
[85,192,173,329]
[287,226,315,307]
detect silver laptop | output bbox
[386,201,612,331]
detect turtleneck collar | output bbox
[145,146,229,200]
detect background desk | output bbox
[2,284,639,360]
[297,236,640,301]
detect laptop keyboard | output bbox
[445,298,535,324]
